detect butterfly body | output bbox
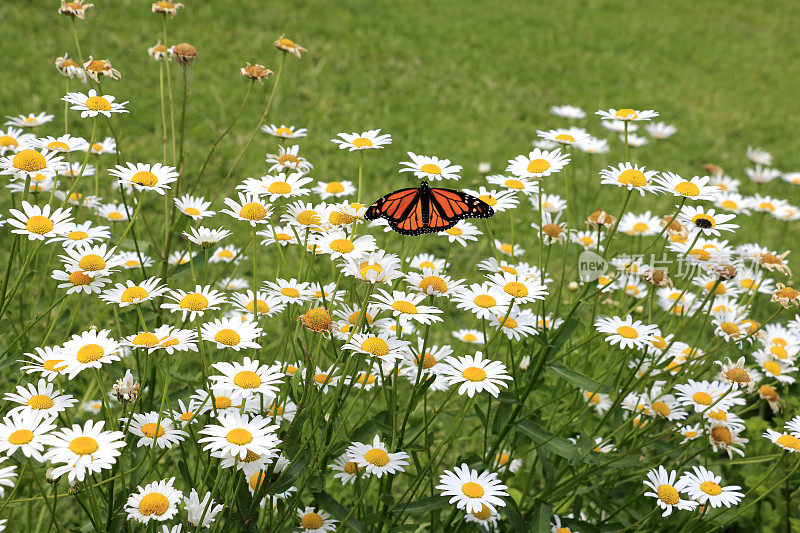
[364,180,494,235]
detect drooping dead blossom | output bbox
[586,208,616,229]
[771,283,800,308]
[240,63,273,84]
[148,41,173,61]
[759,250,791,276]
[59,0,94,19]
[173,43,197,66]
[83,56,121,83]
[274,35,307,57]
[643,267,673,287]
[151,1,184,16]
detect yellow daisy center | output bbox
[247,299,270,314]
[281,287,300,298]
[296,210,320,226]
[555,134,575,143]
[462,366,487,382]
[725,367,750,382]
[0,136,18,147]
[463,333,477,342]
[615,108,637,119]
[233,370,262,389]
[274,126,293,136]
[85,96,112,112]
[214,329,241,346]
[43,359,67,372]
[651,401,670,417]
[215,396,232,409]
[503,281,528,298]
[239,202,267,221]
[692,392,713,405]
[472,505,492,520]
[361,337,390,356]
[777,434,800,450]
[78,254,108,271]
[420,163,442,175]
[25,215,54,235]
[364,448,390,466]
[420,275,447,294]
[617,169,647,187]
[69,436,99,455]
[76,343,104,363]
[226,428,253,445]
[27,395,54,410]
[461,482,484,498]
[415,352,437,369]
[616,326,639,339]
[446,227,463,236]
[674,182,700,196]
[700,481,722,496]
[138,492,170,516]
[9,429,34,445]
[504,179,525,190]
[329,239,355,254]
[12,150,47,172]
[352,137,373,148]
[326,181,345,193]
[47,141,71,151]
[183,207,200,216]
[277,154,300,166]
[763,360,782,376]
[121,286,149,303]
[132,332,159,346]
[301,513,324,529]
[141,423,166,439]
[180,293,209,311]
[657,484,679,505]
[391,301,418,314]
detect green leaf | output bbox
[502,496,528,532]
[392,495,449,514]
[515,418,578,463]
[177,460,193,487]
[313,490,368,533]
[266,450,309,495]
[547,363,610,393]
[532,499,553,533]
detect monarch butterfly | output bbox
[364,180,494,235]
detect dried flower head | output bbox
[59,0,94,19]
[759,250,791,276]
[660,215,687,237]
[274,35,307,57]
[240,63,273,84]
[586,208,616,229]
[300,307,333,333]
[702,163,725,177]
[112,369,140,403]
[711,263,738,281]
[55,54,87,83]
[758,384,782,413]
[151,1,183,16]
[82,57,121,83]
[173,43,197,66]
[771,283,800,308]
[643,268,673,287]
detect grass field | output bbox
[1,1,800,532]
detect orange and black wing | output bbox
[429,187,494,227]
[364,187,427,235]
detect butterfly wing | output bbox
[364,187,420,223]
[429,187,494,224]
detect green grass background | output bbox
[2,0,800,194]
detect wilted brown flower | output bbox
[148,41,173,61]
[586,208,616,229]
[173,43,197,66]
[711,263,738,281]
[643,268,672,287]
[274,35,307,57]
[703,163,725,177]
[151,1,183,16]
[240,63,273,84]
[759,250,791,276]
[59,0,93,19]
[55,54,87,83]
[83,57,121,83]
[758,384,783,413]
[771,283,800,308]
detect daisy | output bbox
[437,464,508,514]
[576,137,610,154]
[101,277,168,307]
[297,507,338,532]
[201,317,263,351]
[452,329,486,345]
[262,123,307,139]
[452,282,512,320]
[89,137,117,154]
[493,307,539,341]
[596,108,658,121]
[96,202,131,222]
[673,379,743,413]
[0,410,57,462]
[4,379,77,417]
[345,435,409,479]
[33,134,88,154]
[222,192,272,226]
[679,466,744,508]
[42,419,126,483]
[400,152,462,181]
[342,332,411,362]
[620,133,648,147]
[207,245,242,265]
[492,449,523,473]
[161,285,226,321]
[404,268,465,298]
[439,220,482,246]
[257,224,298,247]
[715,192,751,214]
[372,289,443,325]
[645,122,677,139]
[655,172,719,201]
[595,315,659,350]
[582,390,612,414]
[228,290,286,319]
[122,412,188,449]
[678,205,739,236]
[61,329,122,378]
[184,489,224,529]
[602,119,638,133]
[209,358,283,403]
[642,466,697,517]
[313,230,376,260]
[0,463,16,498]
[619,211,660,237]
[0,127,35,154]
[125,478,183,524]
[408,253,448,272]
[763,428,800,453]
[0,148,65,181]
[265,145,313,174]
[506,148,570,179]
[746,164,781,184]
[599,163,659,196]
[331,129,392,151]
[550,105,586,119]
[486,272,548,304]
[537,127,591,146]
[19,346,69,381]
[330,453,366,485]
[63,89,128,118]
[4,112,54,128]
[184,226,231,248]
[263,278,314,304]
[174,195,215,220]
[440,352,512,397]
[167,249,196,266]
[198,413,280,461]
[462,186,519,212]
[312,179,356,200]
[49,221,110,249]
[341,250,404,284]
[6,201,72,241]
[117,251,155,270]
[242,173,313,203]
[109,162,178,195]
[754,351,797,384]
